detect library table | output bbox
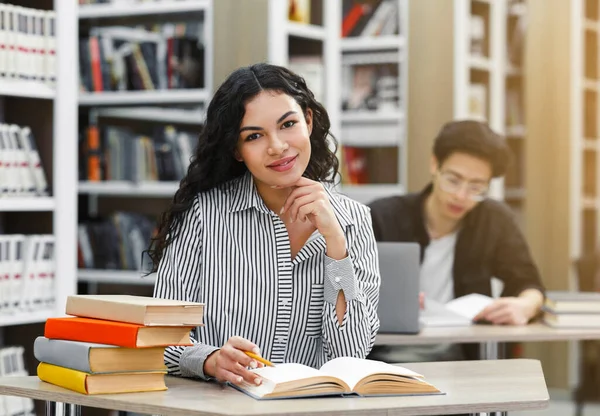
[0,359,548,416]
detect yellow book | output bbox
[37,362,167,395]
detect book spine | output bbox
[33,336,92,373]
[37,362,88,394]
[65,296,147,325]
[44,318,140,348]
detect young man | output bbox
[368,120,545,362]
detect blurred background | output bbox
[0,0,597,414]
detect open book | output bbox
[231,357,442,399]
[420,293,494,327]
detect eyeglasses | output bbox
[437,171,489,202]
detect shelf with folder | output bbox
[340,184,405,205]
[94,107,206,125]
[78,269,156,286]
[78,181,179,197]
[0,309,55,328]
[0,79,55,100]
[78,0,210,19]
[341,35,405,52]
[0,197,55,212]
[79,89,210,106]
[286,21,326,41]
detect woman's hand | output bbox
[203,336,264,385]
[281,177,344,240]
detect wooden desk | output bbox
[375,323,600,360]
[0,359,548,416]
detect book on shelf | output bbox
[80,21,204,93]
[0,124,49,197]
[505,88,524,127]
[232,357,442,400]
[341,61,400,112]
[342,0,399,38]
[78,211,156,271]
[0,234,55,315]
[37,362,167,395]
[468,83,487,121]
[0,346,35,415]
[288,0,311,25]
[288,56,323,103]
[0,5,56,86]
[44,316,195,348]
[470,14,486,57]
[80,124,196,182]
[34,337,166,374]
[66,294,205,326]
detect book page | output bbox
[445,293,494,320]
[420,298,472,327]
[251,363,324,384]
[318,357,422,391]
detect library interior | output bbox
[3,0,600,415]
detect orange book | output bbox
[45,317,194,348]
[86,125,101,181]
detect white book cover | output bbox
[14,6,26,81]
[0,236,8,313]
[0,5,8,78]
[5,5,17,79]
[19,234,40,312]
[43,10,55,87]
[0,124,19,195]
[7,234,26,314]
[0,128,8,196]
[18,125,48,196]
[9,124,35,195]
[22,7,34,81]
[0,348,24,415]
[37,234,55,307]
[31,9,43,82]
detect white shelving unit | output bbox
[78,269,156,286]
[338,0,408,205]
[77,0,213,283]
[0,2,79,328]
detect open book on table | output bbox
[231,357,442,399]
[420,293,495,327]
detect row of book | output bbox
[80,124,196,182]
[80,22,204,93]
[341,59,400,112]
[341,146,398,185]
[342,0,400,38]
[78,212,155,271]
[0,234,55,316]
[0,124,49,198]
[0,4,56,86]
[0,346,34,416]
[36,294,204,394]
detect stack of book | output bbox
[543,291,600,328]
[35,294,204,394]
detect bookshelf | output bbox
[77,0,213,282]
[0,2,78,328]
[407,0,508,199]
[521,0,594,391]
[338,0,408,204]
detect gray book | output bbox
[34,337,166,374]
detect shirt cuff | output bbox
[180,344,220,380]
[324,255,357,304]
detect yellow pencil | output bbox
[244,351,276,367]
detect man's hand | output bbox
[473,296,537,325]
[203,336,264,385]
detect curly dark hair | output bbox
[433,120,511,177]
[146,63,339,272]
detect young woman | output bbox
[149,63,380,387]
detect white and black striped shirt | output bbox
[153,172,380,378]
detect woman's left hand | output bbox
[281,177,344,239]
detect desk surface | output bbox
[0,359,548,416]
[375,322,600,345]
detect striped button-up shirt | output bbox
[153,172,380,378]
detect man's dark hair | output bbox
[433,120,511,177]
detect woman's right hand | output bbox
[203,336,263,386]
